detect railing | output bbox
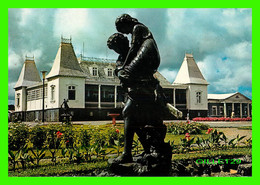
[80,55,116,63]
[61,36,72,44]
[25,55,34,61]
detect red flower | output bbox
[206,128,213,134]
[56,131,63,138]
[66,140,69,143]
[187,120,190,124]
[116,129,120,134]
[185,133,191,141]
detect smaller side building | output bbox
[172,54,209,119]
[208,92,252,118]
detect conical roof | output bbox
[46,39,85,79]
[14,58,42,89]
[173,54,209,85]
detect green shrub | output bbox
[8,123,30,151]
[62,125,75,149]
[167,122,209,135]
[30,125,47,149]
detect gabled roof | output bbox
[153,71,173,88]
[46,40,85,79]
[79,60,120,84]
[208,93,236,100]
[14,58,42,89]
[79,59,172,87]
[173,54,209,85]
[208,92,251,101]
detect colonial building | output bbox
[208,92,252,118]
[13,38,252,122]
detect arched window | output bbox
[92,67,98,76]
[51,85,55,101]
[196,92,202,104]
[16,93,20,107]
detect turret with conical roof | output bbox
[173,53,209,114]
[173,54,209,85]
[46,37,85,79]
[14,56,42,89]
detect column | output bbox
[224,102,227,118]
[247,103,250,117]
[231,103,234,118]
[173,88,176,107]
[98,85,101,108]
[114,86,117,108]
[240,103,242,118]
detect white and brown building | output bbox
[12,38,252,122]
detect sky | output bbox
[8,8,252,104]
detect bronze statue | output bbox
[60,99,71,124]
[107,14,172,172]
[61,99,69,114]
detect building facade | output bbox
[208,92,252,118]
[12,38,252,122]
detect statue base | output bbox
[108,143,172,176]
[60,113,71,124]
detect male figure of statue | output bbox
[107,14,169,164]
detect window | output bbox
[107,68,113,77]
[196,92,201,104]
[219,106,224,115]
[31,90,36,100]
[16,93,20,106]
[92,67,98,76]
[27,91,31,101]
[68,86,76,100]
[101,86,114,102]
[36,89,40,99]
[212,106,217,116]
[51,85,55,101]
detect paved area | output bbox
[198,121,252,128]
[19,120,252,128]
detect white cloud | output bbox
[8,82,16,97]
[19,8,33,26]
[8,50,22,69]
[159,68,178,83]
[219,8,252,37]
[53,9,90,39]
[225,41,252,60]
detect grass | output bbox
[9,160,108,177]
[237,126,252,130]
[172,147,251,160]
[9,147,251,177]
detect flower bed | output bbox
[192,117,252,122]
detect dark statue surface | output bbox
[60,99,71,124]
[107,14,172,176]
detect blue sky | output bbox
[8,8,252,104]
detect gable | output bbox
[225,92,251,102]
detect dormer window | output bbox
[107,68,113,77]
[92,67,98,76]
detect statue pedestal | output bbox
[108,143,172,176]
[61,113,71,124]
